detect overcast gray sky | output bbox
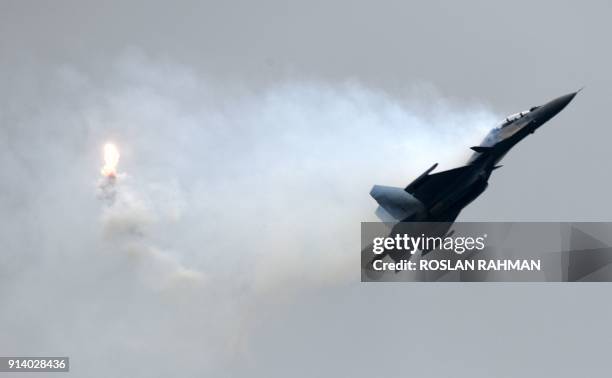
[1,1,612,377]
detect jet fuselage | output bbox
[370,91,579,224]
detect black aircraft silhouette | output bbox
[368,91,579,262]
[371,91,579,224]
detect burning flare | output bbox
[101,143,120,177]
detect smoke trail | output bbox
[0,53,498,376]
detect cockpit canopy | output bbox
[500,109,531,127]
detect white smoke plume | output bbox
[0,53,497,376]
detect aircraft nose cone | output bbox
[536,90,580,124]
[557,90,579,108]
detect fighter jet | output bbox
[371,91,580,226]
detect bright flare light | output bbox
[101,143,120,177]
